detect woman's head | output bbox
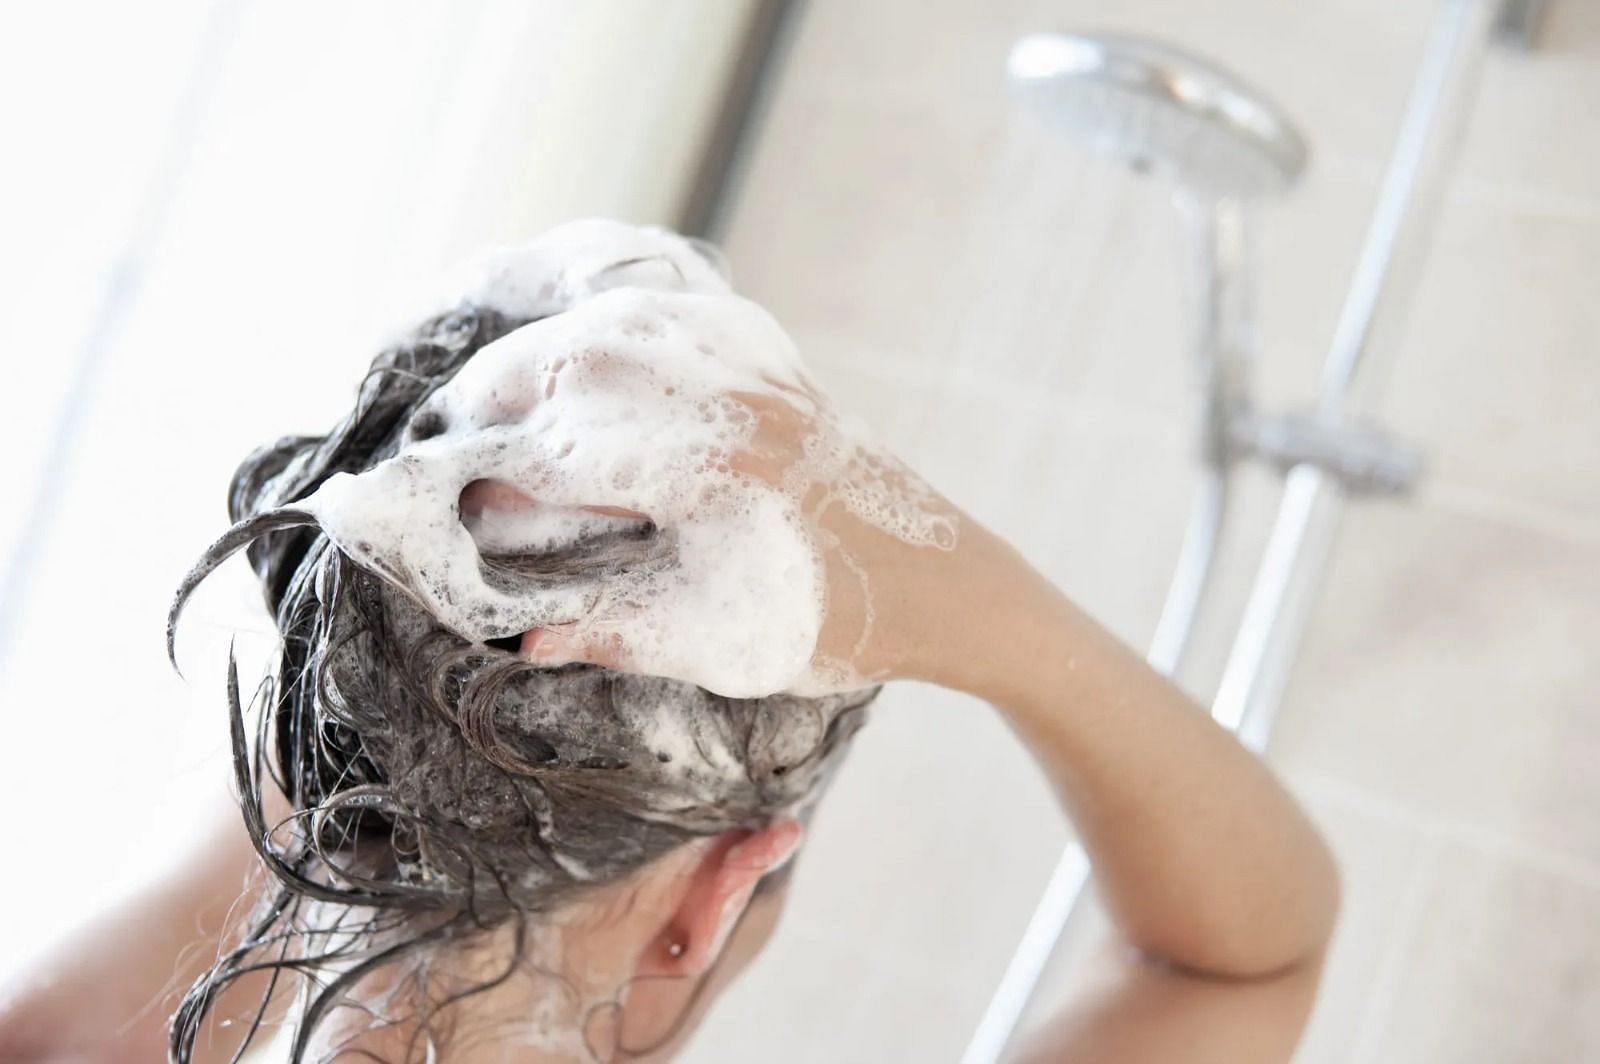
[169,230,877,1061]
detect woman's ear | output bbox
[641,820,802,978]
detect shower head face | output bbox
[1008,32,1308,201]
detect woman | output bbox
[0,221,1338,1062]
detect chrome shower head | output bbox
[1007,32,1308,201]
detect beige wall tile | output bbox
[785,0,1432,168]
[775,0,1052,122]
[1455,3,1600,207]
[1357,840,1600,1063]
[1288,779,1441,1064]
[983,776,1438,1063]
[1271,500,1600,865]
[725,93,1019,381]
[1381,198,1600,524]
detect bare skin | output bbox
[0,377,1339,1061]
[1015,925,1327,1063]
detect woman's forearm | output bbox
[909,528,1339,977]
[1018,928,1326,1063]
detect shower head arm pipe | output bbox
[1181,194,1257,469]
[1144,195,1255,676]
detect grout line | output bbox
[1414,476,1600,549]
[1313,155,1390,188]
[1290,768,1600,892]
[1343,831,1445,1063]
[832,353,1191,453]
[1446,175,1600,224]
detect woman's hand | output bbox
[416,306,990,697]
[309,288,987,700]
[523,383,989,690]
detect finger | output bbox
[582,504,653,521]
[460,477,654,534]
[522,626,631,671]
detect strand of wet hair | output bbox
[167,508,320,670]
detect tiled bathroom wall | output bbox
[686,1,1600,1060]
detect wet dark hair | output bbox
[167,303,876,1062]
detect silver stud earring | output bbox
[667,940,686,959]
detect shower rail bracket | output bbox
[1494,0,1548,48]
[1229,411,1424,495]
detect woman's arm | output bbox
[1017,921,1326,1063]
[533,374,1340,979]
[870,518,1341,978]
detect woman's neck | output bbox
[297,918,612,1062]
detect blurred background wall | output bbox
[0,0,754,973]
